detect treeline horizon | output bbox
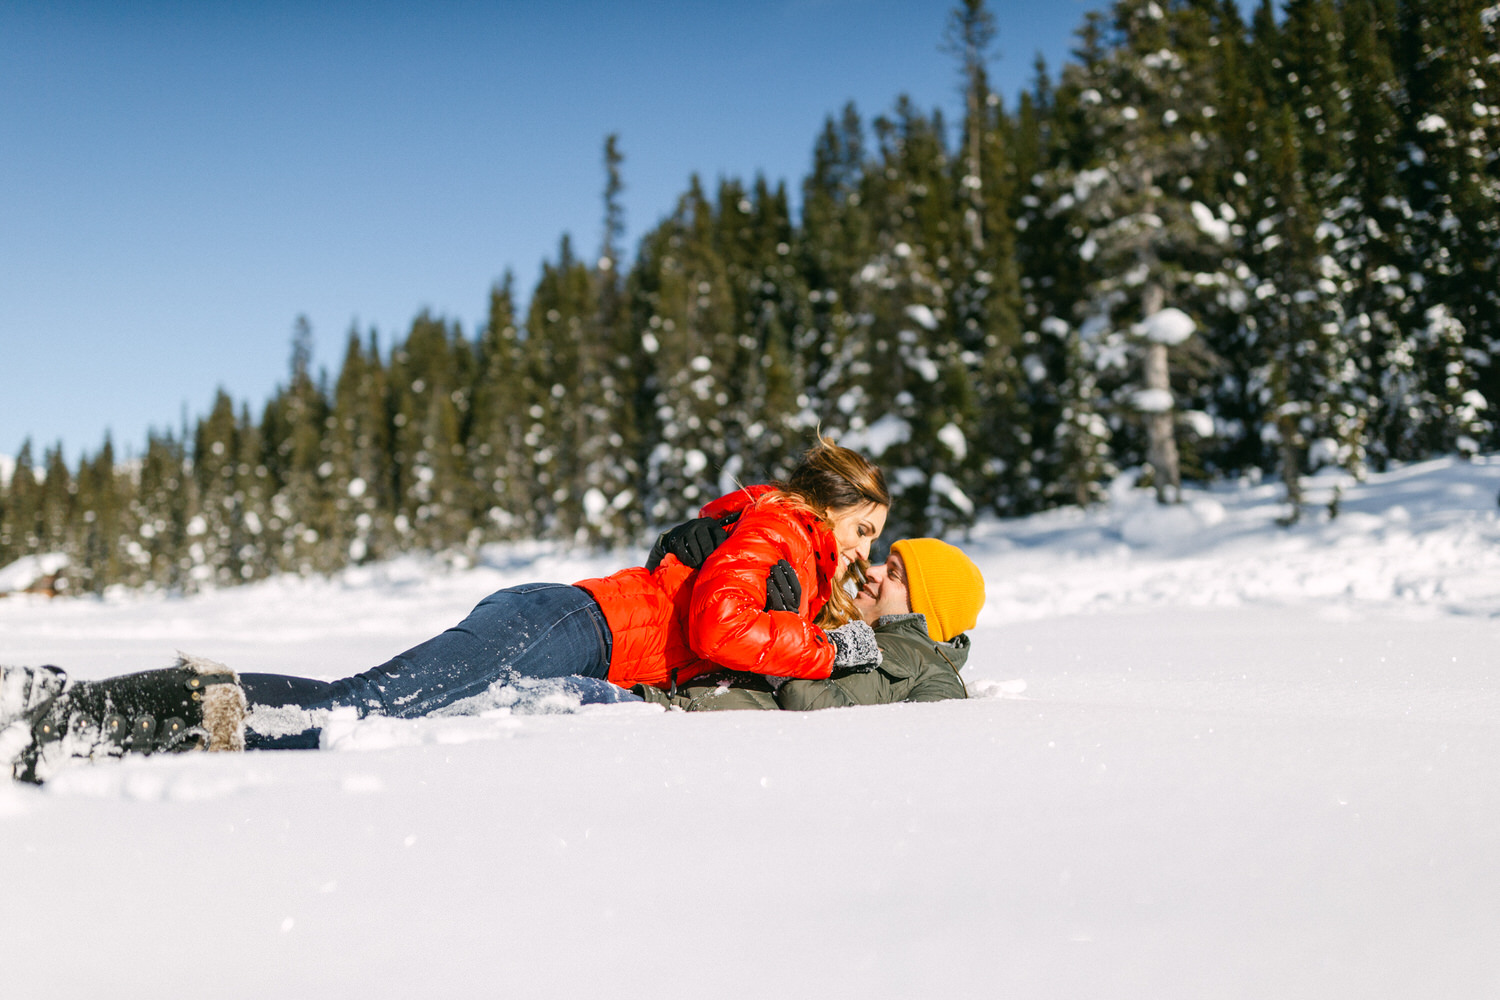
[2,0,1497,594]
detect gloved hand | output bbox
[826,620,882,671]
[645,511,741,570]
[764,559,801,612]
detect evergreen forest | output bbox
[3,0,1498,594]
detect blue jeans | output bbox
[241,584,639,749]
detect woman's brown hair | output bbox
[766,437,890,627]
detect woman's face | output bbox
[827,502,888,571]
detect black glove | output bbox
[645,510,741,570]
[826,620,882,671]
[765,559,801,612]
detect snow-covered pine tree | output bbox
[327,329,396,565]
[1335,0,1417,469]
[1393,0,1498,454]
[191,390,248,586]
[945,0,1034,518]
[69,437,123,593]
[37,445,72,564]
[523,235,601,539]
[130,431,191,590]
[0,440,40,567]
[1242,94,1351,520]
[470,274,538,540]
[260,316,338,574]
[1017,56,1116,508]
[232,402,275,582]
[388,313,474,554]
[629,176,739,523]
[572,136,641,544]
[1063,0,1231,503]
[713,175,811,488]
[839,98,979,535]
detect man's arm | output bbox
[903,666,968,702]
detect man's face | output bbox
[855,551,912,623]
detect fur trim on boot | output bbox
[13,653,246,784]
[175,653,248,753]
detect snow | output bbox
[1182,409,1215,438]
[928,471,974,516]
[1131,388,1174,413]
[1135,307,1197,345]
[904,303,939,331]
[936,422,967,461]
[0,552,68,593]
[837,414,911,458]
[3,456,1500,997]
[1191,200,1231,242]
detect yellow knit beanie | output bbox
[890,538,986,642]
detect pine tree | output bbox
[573,135,642,543]
[799,103,874,418]
[192,390,245,585]
[629,176,739,522]
[1063,0,1231,502]
[131,431,191,590]
[711,174,810,487]
[0,440,40,564]
[523,235,600,537]
[70,437,123,593]
[837,98,978,534]
[38,445,73,565]
[1244,98,1350,519]
[1394,0,1499,454]
[1337,0,1416,469]
[261,315,334,574]
[328,329,395,564]
[1017,59,1116,507]
[945,0,1032,517]
[389,312,473,553]
[470,274,537,538]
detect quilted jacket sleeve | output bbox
[686,503,836,680]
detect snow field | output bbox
[1,456,1498,998]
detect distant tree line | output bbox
[2,0,1496,593]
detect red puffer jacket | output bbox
[574,486,840,689]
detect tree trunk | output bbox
[1141,284,1181,504]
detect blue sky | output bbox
[2,0,1109,462]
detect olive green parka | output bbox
[631,613,969,712]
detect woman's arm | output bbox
[685,507,836,680]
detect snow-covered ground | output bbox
[2,457,1499,999]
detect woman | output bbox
[7,439,891,780]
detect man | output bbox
[633,537,985,712]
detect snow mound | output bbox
[1118,498,1227,546]
[0,553,68,593]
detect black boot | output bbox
[13,653,246,784]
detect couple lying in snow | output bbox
[1,440,985,783]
